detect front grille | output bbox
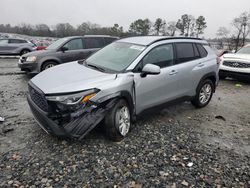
[223,61,250,68]
[28,84,48,112]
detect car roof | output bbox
[63,35,118,40]
[118,36,205,46]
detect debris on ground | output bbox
[235,83,242,87]
[0,116,5,122]
[215,115,226,121]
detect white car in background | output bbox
[219,44,250,80]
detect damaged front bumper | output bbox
[27,94,115,140]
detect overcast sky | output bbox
[1,0,250,38]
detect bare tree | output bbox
[232,12,250,50]
[164,21,177,36]
[176,14,195,36]
[195,16,207,37]
[153,18,166,35]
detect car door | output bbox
[8,39,22,53]
[133,43,183,113]
[0,39,9,53]
[59,38,85,63]
[174,42,207,96]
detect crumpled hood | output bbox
[223,53,250,61]
[31,61,117,94]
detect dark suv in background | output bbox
[18,35,118,74]
[0,38,36,56]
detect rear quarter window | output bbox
[196,43,208,58]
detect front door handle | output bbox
[169,70,178,75]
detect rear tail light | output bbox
[216,56,221,64]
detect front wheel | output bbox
[191,79,214,108]
[104,99,131,142]
[41,61,57,71]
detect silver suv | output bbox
[27,36,219,141]
[0,38,36,56]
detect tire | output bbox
[191,79,214,108]
[219,72,227,79]
[20,49,30,56]
[41,61,57,71]
[104,99,131,142]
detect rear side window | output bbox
[84,38,104,49]
[175,43,195,63]
[196,44,208,58]
[104,37,117,45]
[143,44,174,68]
[9,39,23,44]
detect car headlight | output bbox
[45,89,98,105]
[26,56,37,62]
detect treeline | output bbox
[217,11,250,51]
[0,14,207,38]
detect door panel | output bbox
[133,43,183,114]
[134,66,183,114]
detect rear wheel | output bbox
[104,99,131,142]
[20,49,30,56]
[41,61,57,71]
[191,79,214,108]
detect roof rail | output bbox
[149,36,203,45]
[83,35,118,38]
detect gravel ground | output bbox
[0,58,250,188]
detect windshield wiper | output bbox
[87,63,106,72]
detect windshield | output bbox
[46,38,68,50]
[237,46,250,54]
[85,42,145,72]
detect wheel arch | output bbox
[198,72,217,93]
[40,59,60,71]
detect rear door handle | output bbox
[169,70,178,75]
[197,62,205,67]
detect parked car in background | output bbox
[0,38,36,56]
[219,44,250,80]
[217,49,230,57]
[36,42,50,50]
[18,35,118,74]
[27,36,219,141]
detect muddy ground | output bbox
[0,58,249,187]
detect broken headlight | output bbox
[45,89,99,105]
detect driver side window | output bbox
[143,44,174,68]
[63,38,83,51]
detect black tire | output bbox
[20,49,30,56]
[219,72,227,79]
[191,79,214,108]
[104,99,131,142]
[41,61,57,71]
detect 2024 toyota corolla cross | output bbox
[27,36,219,141]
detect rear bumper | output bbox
[219,70,250,81]
[27,94,115,140]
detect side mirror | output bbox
[61,46,68,52]
[141,64,160,77]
